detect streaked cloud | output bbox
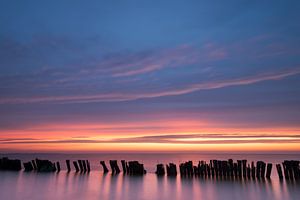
[2,133,300,145]
[0,67,299,104]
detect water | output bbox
[0,153,300,200]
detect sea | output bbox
[0,152,299,200]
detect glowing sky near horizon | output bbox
[1,0,300,152]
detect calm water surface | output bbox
[0,153,299,200]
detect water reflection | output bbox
[0,171,299,200]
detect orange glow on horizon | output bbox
[1,120,300,152]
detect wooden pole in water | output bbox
[31,160,37,170]
[66,160,71,172]
[82,160,87,172]
[261,162,266,178]
[56,162,61,172]
[276,164,283,179]
[266,163,272,179]
[251,161,255,179]
[78,160,83,172]
[100,161,109,173]
[73,161,79,172]
[121,160,127,173]
[86,160,91,172]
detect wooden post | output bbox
[100,161,109,173]
[121,160,127,173]
[23,162,34,171]
[266,163,272,178]
[86,160,91,172]
[247,164,251,179]
[276,164,283,179]
[31,160,37,170]
[73,161,79,172]
[155,164,165,176]
[261,162,266,178]
[66,160,71,172]
[251,161,256,179]
[56,162,61,172]
[109,160,120,174]
[82,160,87,172]
[237,160,242,178]
[242,160,247,178]
[78,160,83,172]
[166,163,177,176]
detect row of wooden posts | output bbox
[1,157,299,180]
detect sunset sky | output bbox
[1,0,300,152]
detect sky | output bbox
[0,0,300,152]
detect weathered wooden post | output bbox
[82,160,87,172]
[179,163,185,176]
[247,164,251,179]
[237,160,242,178]
[121,160,127,173]
[261,162,266,178]
[23,162,34,171]
[251,161,256,179]
[210,160,215,177]
[155,164,165,176]
[233,163,238,178]
[66,160,71,172]
[0,157,22,171]
[282,161,290,179]
[256,161,261,179]
[166,163,177,176]
[242,160,247,178]
[78,160,83,172]
[228,159,234,177]
[73,161,79,172]
[207,164,211,177]
[276,164,283,179]
[100,161,109,173]
[292,160,299,179]
[109,160,120,174]
[266,163,272,178]
[86,160,91,172]
[56,162,61,172]
[31,160,37,170]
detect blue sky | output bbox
[0,0,300,151]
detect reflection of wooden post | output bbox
[276,164,283,179]
[73,161,79,172]
[100,161,109,173]
[66,160,71,172]
[266,163,272,178]
[56,162,61,172]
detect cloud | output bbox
[1,133,300,144]
[0,67,299,104]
